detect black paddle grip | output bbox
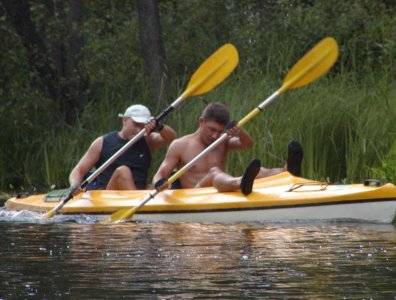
[225,120,238,132]
[155,106,174,123]
[154,178,168,191]
[153,106,175,132]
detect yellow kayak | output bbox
[5,172,396,223]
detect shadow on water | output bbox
[0,206,396,299]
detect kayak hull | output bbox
[123,201,396,223]
[5,172,396,223]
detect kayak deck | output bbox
[5,172,396,223]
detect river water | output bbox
[0,209,395,299]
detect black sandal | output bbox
[287,140,303,176]
[240,158,261,196]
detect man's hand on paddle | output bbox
[225,120,240,137]
[224,120,254,151]
[145,118,165,135]
[154,178,169,192]
[69,183,84,197]
[144,118,157,135]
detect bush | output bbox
[371,141,396,185]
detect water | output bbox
[0,210,395,299]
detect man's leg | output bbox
[257,166,285,178]
[107,166,137,190]
[256,140,304,179]
[197,160,261,194]
[197,167,239,191]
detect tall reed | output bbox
[2,53,396,192]
[6,68,395,193]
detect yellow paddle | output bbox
[42,43,239,219]
[106,37,339,223]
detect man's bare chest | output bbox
[180,143,226,171]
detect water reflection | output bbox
[0,219,395,299]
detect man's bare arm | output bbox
[69,137,102,186]
[145,119,177,152]
[152,140,182,185]
[226,127,254,151]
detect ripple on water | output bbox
[0,212,395,298]
[0,207,102,224]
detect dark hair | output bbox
[201,103,230,125]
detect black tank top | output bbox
[94,131,151,189]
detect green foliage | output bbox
[371,141,396,185]
[210,72,396,184]
[1,0,396,192]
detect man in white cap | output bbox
[69,104,176,191]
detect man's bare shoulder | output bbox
[171,133,196,146]
[89,136,104,150]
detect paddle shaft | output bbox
[125,41,337,219]
[80,52,231,190]
[80,59,229,189]
[116,91,280,220]
[83,98,182,187]
[48,44,239,218]
[133,61,312,212]
[107,38,339,222]
[48,98,182,216]
[238,46,333,128]
[167,92,280,185]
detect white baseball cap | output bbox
[118,104,152,123]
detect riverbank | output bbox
[0,192,11,206]
[2,0,396,193]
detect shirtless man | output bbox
[153,103,303,195]
[153,103,254,191]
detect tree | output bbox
[135,0,168,106]
[1,0,88,124]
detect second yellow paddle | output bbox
[107,37,339,223]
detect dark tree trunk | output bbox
[135,0,168,106]
[1,0,59,100]
[1,0,88,124]
[60,0,88,123]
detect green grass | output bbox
[2,0,396,194]
[154,71,395,185]
[1,68,396,193]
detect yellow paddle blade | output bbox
[42,209,56,219]
[280,37,339,93]
[103,207,137,223]
[181,44,239,99]
[105,190,159,223]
